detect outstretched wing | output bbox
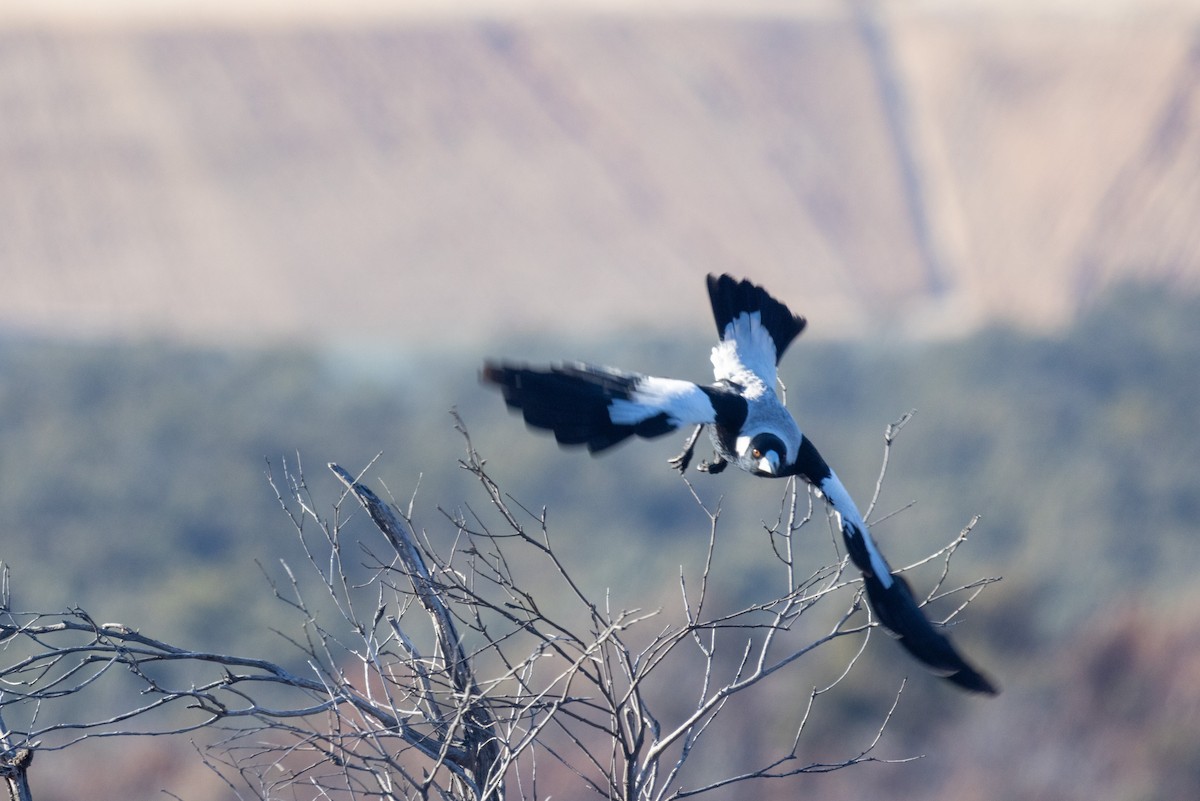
[792,436,999,694]
[482,362,734,453]
[706,274,807,388]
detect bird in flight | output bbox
[483,274,997,694]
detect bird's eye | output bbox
[751,448,762,459]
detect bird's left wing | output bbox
[792,436,999,694]
[482,362,731,453]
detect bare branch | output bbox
[0,415,995,800]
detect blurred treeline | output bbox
[2,280,1198,800]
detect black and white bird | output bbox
[482,274,997,694]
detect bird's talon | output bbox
[480,274,996,693]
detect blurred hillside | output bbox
[2,3,1200,345]
[3,3,1200,800]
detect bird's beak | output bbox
[757,452,779,475]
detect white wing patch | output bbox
[710,311,779,388]
[816,477,894,587]
[608,376,716,427]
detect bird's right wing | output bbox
[482,362,735,453]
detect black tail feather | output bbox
[706,274,807,363]
[862,571,999,695]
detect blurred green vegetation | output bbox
[1,281,1198,798]
[1,282,1197,656]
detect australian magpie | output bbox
[482,274,998,695]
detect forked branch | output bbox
[0,417,994,800]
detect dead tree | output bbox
[0,418,996,799]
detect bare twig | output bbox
[0,415,994,800]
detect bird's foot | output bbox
[668,450,693,474]
[697,455,727,475]
[668,425,705,475]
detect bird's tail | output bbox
[706,274,807,364]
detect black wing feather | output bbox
[797,436,998,694]
[481,362,676,453]
[858,539,999,694]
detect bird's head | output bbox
[742,432,787,477]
